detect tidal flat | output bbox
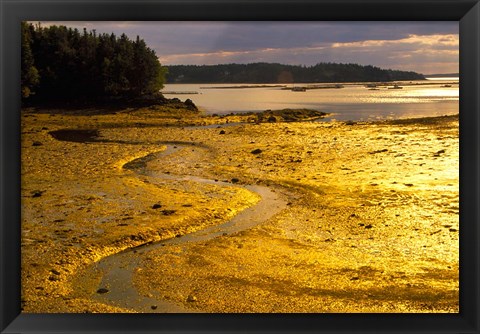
[21,106,459,313]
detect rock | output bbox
[31,190,44,198]
[184,99,197,111]
[187,295,197,302]
[365,224,373,229]
[161,210,176,216]
[344,121,356,126]
[369,149,388,154]
[32,141,43,146]
[267,116,277,122]
[433,149,446,157]
[251,148,263,154]
[231,178,240,184]
[50,269,61,275]
[404,183,414,187]
[151,305,158,310]
[96,288,109,294]
[152,203,162,209]
[219,130,226,134]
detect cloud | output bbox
[159,45,329,65]
[35,21,459,74]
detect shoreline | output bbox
[21,106,459,313]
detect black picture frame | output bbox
[1,0,479,333]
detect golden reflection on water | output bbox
[164,81,459,120]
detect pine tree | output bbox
[21,22,40,98]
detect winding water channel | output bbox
[50,129,287,312]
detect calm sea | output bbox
[162,78,459,121]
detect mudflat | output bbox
[21,106,459,313]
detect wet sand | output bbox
[21,106,459,313]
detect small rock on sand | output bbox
[32,191,44,198]
[96,288,109,294]
[251,149,263,154]
[187,295,197,302]
[433,149,446,157]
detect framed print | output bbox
[1,0,479,333]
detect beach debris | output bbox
[152,203,162,209]
[251,148,263,154]
[96,288,109,294]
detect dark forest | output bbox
[21,23,167,103]
[166,63,425,84]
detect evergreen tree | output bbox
[21,22,40,98]
[165,62,425,84]
[21,23,167,103]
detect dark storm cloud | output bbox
[39,21,459,74]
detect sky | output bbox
[41,21,459,75]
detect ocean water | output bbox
[162,78,459,121]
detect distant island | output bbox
[166,63,425,84]
[425,73,459,78]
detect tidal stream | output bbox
[56,135,287,312]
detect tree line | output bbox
[21,23,167,103]
[165,62,425,84]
